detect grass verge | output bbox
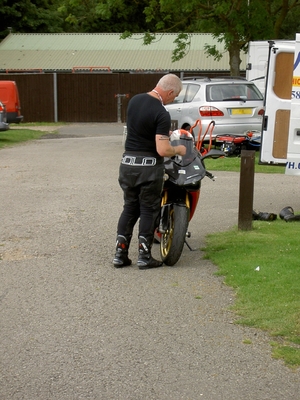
[202,220,300,369]
[204,152,285,173]
[0,124,60,149]
[0,129,47,149]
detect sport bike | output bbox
[154,129,224,266]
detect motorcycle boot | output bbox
[137,235,163,270]
[113,235,132,268]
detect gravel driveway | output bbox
[0,123,299,399]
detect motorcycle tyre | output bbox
[160,204,189,266]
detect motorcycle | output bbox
[191,118,261,157]
[214,130,261,157]
[154,128,224,266]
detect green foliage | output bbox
[172,33,191,62]
[0,0,64,39]
[57,0,152,33]
[203,44,224,62]
[203,221,300,367]
[143,32,157,46]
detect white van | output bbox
[248,35,300,174]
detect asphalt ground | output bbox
[0,123,299,399]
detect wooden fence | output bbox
[0,71,228,123]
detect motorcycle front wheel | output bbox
[160,204,189,266]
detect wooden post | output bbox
[115,94,129,123]
[238,150,255,230]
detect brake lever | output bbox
[206,171,215,181]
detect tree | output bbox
[57,0,152,33]
[0,0,64,40]
[121,0,300,75]
[2,0,300,74]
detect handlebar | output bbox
[200,148,225,160]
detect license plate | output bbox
[231,108,252,115]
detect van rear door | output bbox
[260,41,294,164]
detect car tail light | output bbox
[199,106,224,117]
[258,108,264,116]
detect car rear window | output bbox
[207,84,263,101]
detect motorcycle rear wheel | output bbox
[160,204,189,266]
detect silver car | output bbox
[166,77,264,141]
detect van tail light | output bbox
[199,106,224,117]
[0,104,4,112]
[258,108,264,116]
[15,102,21,116]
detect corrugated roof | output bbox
[0,33,247,72]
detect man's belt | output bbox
[121,155,157,166]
